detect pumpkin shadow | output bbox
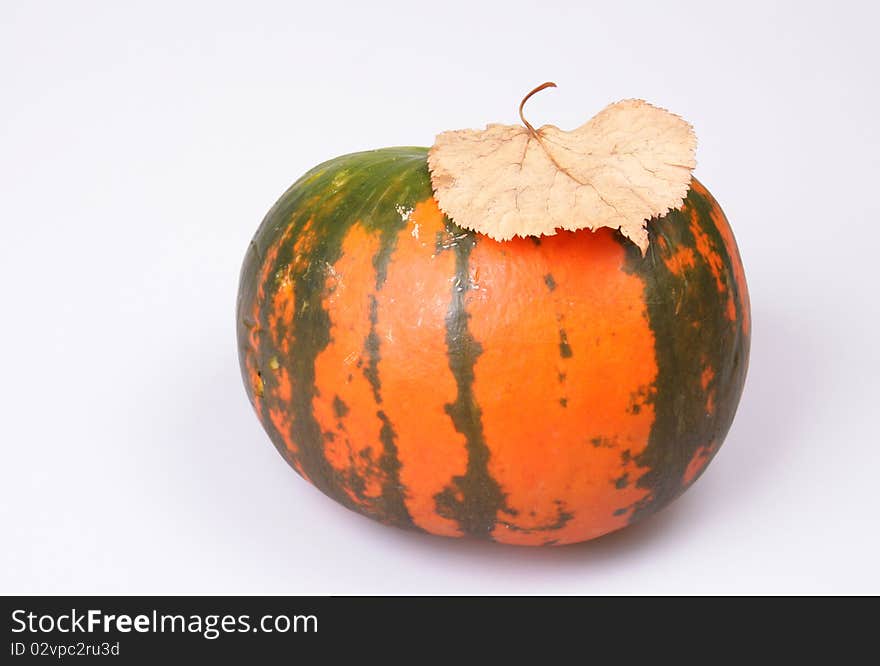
[159,301,815,591]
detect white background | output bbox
[2,1,878,594]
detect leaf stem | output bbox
[518,81,557,138]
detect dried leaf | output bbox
[427,96,697,253]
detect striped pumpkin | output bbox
[237,147,750,545]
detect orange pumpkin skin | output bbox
[237,148,750,545]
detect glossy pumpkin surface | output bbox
[237,147,750,545]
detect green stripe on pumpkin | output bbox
[237,148,433,527]
[432,219,511,537]
[621,185,750,524]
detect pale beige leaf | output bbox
[427,99,697,253]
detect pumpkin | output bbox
[236,146,750,545]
